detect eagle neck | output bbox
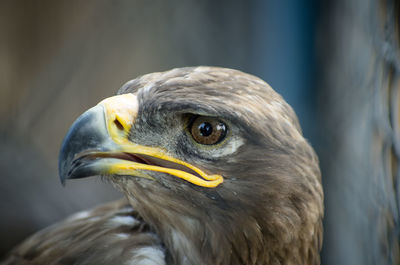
[125,196,239,265]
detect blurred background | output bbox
[1,0,399,264]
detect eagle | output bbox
[1,67,323,265]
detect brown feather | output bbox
[2,199,166,265]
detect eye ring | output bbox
[189,116,227,145]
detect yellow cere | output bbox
[99,93,139,141]
[98,94,224,188]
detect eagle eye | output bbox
[189,116,227,145]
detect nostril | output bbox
[114,118,124,131]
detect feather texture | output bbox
[1,67,323,265]
[2,199,166,265]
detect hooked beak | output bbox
[59,94,223,188]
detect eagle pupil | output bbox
[199,122,213,137]
[189,115,227,145]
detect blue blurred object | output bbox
[249,0,318,141]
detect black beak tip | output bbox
[60,178,66,186]
[58,137,72,185]
[58,105,109,185]
[58,158,68,186]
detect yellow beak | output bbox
[59,94,223,188]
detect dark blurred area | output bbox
[1,0,399,264]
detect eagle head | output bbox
[59,66,323,265]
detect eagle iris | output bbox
[190,116,227,145]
